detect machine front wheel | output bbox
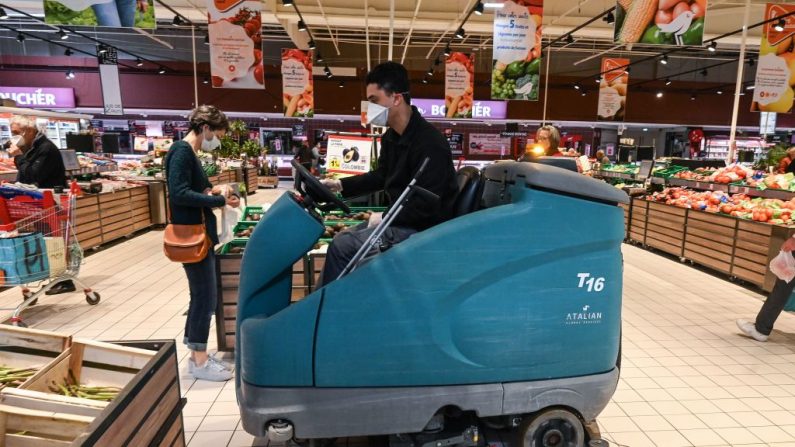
[516,408,585,447]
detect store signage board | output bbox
[445,53,475,118]
[469,133,512,156]
[0,87,75,109]
[491,0,542,101]
[326,135,375,175]
[614,0,707,46]
[98,47,123,116]
[208,0,265,89]
[597,58,629,122]
[752,3,795,114]
[413,98,507,120]
[292,123,306,138]
[281,49,313,116]
[760,112,777,135]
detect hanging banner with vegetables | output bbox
[281,49,314,117]
[751,3,795,114]
[445,53,475,118]
[207,0,264,89]
[597,58,630,122]
[491,0,542,101]
[44,0,155,28]
[614,0,706,45]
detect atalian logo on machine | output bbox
[565,305,603,325]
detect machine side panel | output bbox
[314,188,623,387]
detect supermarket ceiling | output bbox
[0,0,787,77]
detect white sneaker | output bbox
[191,358,234,381]
[208,354,234,371]
[736,319,769,342]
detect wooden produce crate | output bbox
[245,167,258,194]
[0,326,71,392]
[644,201,685,257]
[74,195,102,250]
[732,221,795,292]
[618,202,630,240]
[0,404,94,446]
[207,174,221,186]
[215,248,309,352]
[683,210,736,275]
[258,176,279,189]
[129,186,152,232]
[628,198,648,244]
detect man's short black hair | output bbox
[365,61,412,105]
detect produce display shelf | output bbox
[666,178,730,193]
[595,171,637,180]
[74,185,152,250]
[627,197,794,292]
[67,165,118,176]
[728,185,795,200]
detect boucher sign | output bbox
[0,87,76,109]
[412,98,507,120]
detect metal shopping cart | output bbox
[0,186,100,327]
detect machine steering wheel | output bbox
[291,159,351,214]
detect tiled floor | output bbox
[2,185,795,447]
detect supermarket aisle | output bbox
[1,190,795,446]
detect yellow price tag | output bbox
[329,158,341,169]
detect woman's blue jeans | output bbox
[182,251,217,352]
[92,0,136,27]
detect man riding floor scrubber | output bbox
[235,159,628,447]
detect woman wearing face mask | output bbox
[164,105,236,381]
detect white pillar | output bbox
[728,0,751,164]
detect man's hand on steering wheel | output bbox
[291,159,350,214]
[321,178,342,193]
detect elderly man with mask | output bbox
[8,115,67,189]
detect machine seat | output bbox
[452,167,484,217]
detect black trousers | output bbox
[319,223,416,287]
[756,263,795,336]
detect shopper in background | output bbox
[595,150,611,165]
[165,105,236,382]
[319,61,458,285]
[737,236,795,342]
[536,125,563,157]
[311,142,322,173]
[295,141,313,173]
[780,147,795,174]
[9,115,67,189]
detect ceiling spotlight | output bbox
[98,45,107,55]
[748,57,755,67]
[324,66,332,78]
[172,15,184,26]
[158,67,166,74]
[444,46,452,57]
[595,76,601,83]
[0,7,8,19]
[624,66,631,74]
[474,1,484,15]
[746,84,755,90]
[203,76,209,84]
[298,20,307,32]
[136,57,143,67]
[566,34,574,45]
[774,18,786,33]
[308,40,316,50]
[707,41,717,52]
[427,67,434,76]
[455,27,465,39]
[665,78,672,86]
[316,52,324,63]
[282,0,294,6]
[434,57,441,66]
[338,81,345,88]
[700,69,708,76]
[57,29,68,40]
[604,10,615,24]
[64,48,73,56]
[483,2,504,8]
[573,83,581,90]
[656,91,663,98]
[422,78,429,84]
[16,33,24,43]
[204,32,209,45]
[660,54,668,65]
[643,128,649,131]
[65,69,75,80]
[580,90,587,97]
[690,94,696,101]
[716,89,723,95]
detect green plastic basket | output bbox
[218,239,247,255]
[242,206,265,223]
[232,221,257,238]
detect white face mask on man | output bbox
[366,92,409,127]
[200,127,221,151]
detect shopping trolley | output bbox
[0,186,100,327]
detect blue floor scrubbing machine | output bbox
[236,159,628,446]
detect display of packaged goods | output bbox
[599,164,639,174]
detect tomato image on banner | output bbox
[751,3,795,114]
[491,0,542,101]
[445,53,475,118]
[281,49,314,117]
[207,0,264,89]
[614,0,707,46]
[597,58,630,122]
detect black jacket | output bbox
[14,133,66,188]
[165,141,225,245]
[340,107,458,231]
